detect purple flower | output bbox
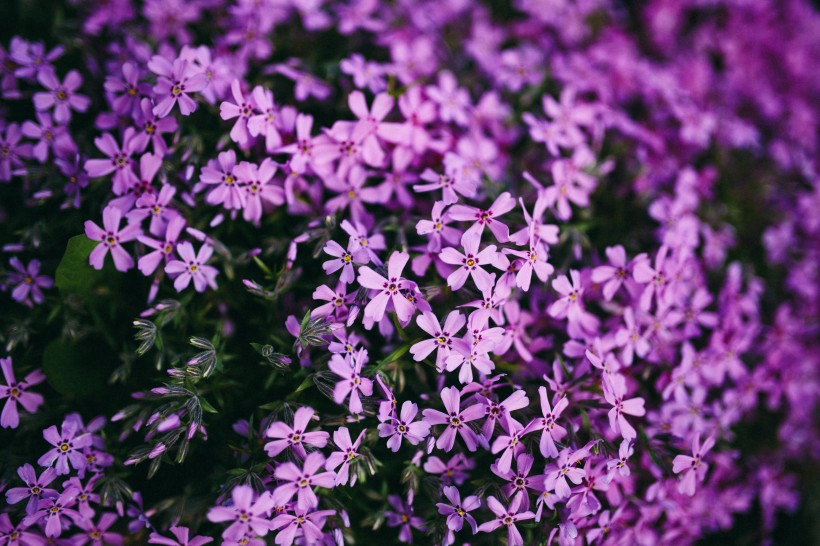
[414,168,476,205]
[207,485,274,541]
[149,525,214,546]
[448,191,514,243]
[478,388,528,439]
[603,373,646,440]
[83,131,140,195]
[410,310,465,371]
[426,71,471,126]
[33,68,89,123]
[436,485,480,533]
[264,406,329,459]
[440,232,499,292]
[328,349,373,415]
[72,513,123,546]
[0,358,45,429]
[220,79,256,146]
[357,251,416,323]
[378,401,431,452]
[324,426,365,486]
[0,512,44,546]
[545,447,589,500]
[5,464,58,515]
[199,150,245,210]
[272,451,336,510]
[477,495,534,546]
[385,492,426,543]
[605,439,634,483]
[270,508,335,546]
[672,434,715,496]
[6,258,52,308]
[84,205,142,272]
[137,215,186,276]
[37,418,93,475]
[104,62,150,117]
[490,414,538,474]
[0,123,31,182]
[148,55,208,117]
[236,159,284,225]
[165,242,219,293]
[422,386,484,452]
[22,487,80,538]
[21,112,75,163]
[492,453,546,512]
[532,386,568,458]
[247,86,283,152]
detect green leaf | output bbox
[366,342,415,376]
[54,235,105,293]
[43,339,110,397]
[199,397,219,414]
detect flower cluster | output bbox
[1,0,819,545]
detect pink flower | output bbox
[440,232,498,291]
[422,386,484,452]
[410,310,465,370]
[324,426,365,486]
[200,150,245,210]
[448,192,515,243]
[427,71,471,126]
[490,415,538,474]
[137,215,186,276]
[220,79,257,146]
[165,242,219,292]
[207,485,274,541]
[37,418,92,475]
[603,373,646,440]
[357,251,416,323]
[236,158,284,225]
[270,508,335,546]
[83,131,140,195]
[545,447,588,500]
[532,386,568,458]
[323,240,367,285]
[149,525,214,545]
[378,401,431,451]
[84,205,142,272]
[604,440,634,483]
[247,86,283,152]
[416,201,461,252]
[272,452,336,510]
[477,495,534,546]
[672,434,715,496]
[328,349,373,415]
[0,358,45,429]
[32,67,89,123]
[414,168,477,205]
[264,406,329,459]
[148,55,208,117]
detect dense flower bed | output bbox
[1,0,819,544]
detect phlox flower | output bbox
[149,525,214,545]
[436,485,480,534]
[272,452,335,511]
[672,434,715,496]
[21,111,75,163]
[4,463,58,515]
[440,232,498,292]
[236,158,284,225]
[270,508,335,546]
[220,79,257,146]
[603,373,646,441]
[490,414,538,474]
[264,406,329,459]
[545,447,589,500]
[83,131,140,195]
[532,386,568,458]
[477,388,528,439]
[0,123,31,182]
[378,401,430,452]
[422,386,484,452]
[448,191,515,243]
[6,257,53,307]
[33,67,89,123]
[414,168,476,206]
[22,487,80,538]
[200,150,245,210]
[72,513,123,546]
[328,349,373,415]
[322,240,367,285]
[604,439,634,483]
[426,71,471,126]
[416,201,460,252]
[325,426,365,486]
[410,310,465,371]
[37,418,92,475]
[165,242,218,293]
[148,55,208,117]
[357,251,415,323]
[84,205,142,272]
[207,485,274,541]
[385,491,425,543]
[477,495,534,546]
[138,215,186,276]
[492,453,546,511]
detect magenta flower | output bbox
[532,386,569,458]
[477,495,534,546]
[149,525,214,545]
[422,386,484,452]
[385,492,426,543]
[591,245,633,301]
[0,357,44,430]
[357,251,415,323]
[440,232,498,291]
[414,168,477,205]
[426,71,471,126]
[22,487,80,538]
[490,415,538,474]
[603,373,646,440]
[378,401,430,452]
[199,150,245,210]
[311,283,351,320]
[132,98,178,155]
[423,453,474,486]
[0,513,42,545]
[137,215,186,276]
[436,485,480,533]
[220,79,256,146]
[448,191,515,243]
[148,55,208,117]
[272,451,336,510]
[410,310,465,371]
[83,131,140,195]
[33,67,89,123]
[632,245,670,311]
[328,349,373,415]
[247,86,283,152]
[37,418,92,475]
[545,447,588,500]
[236,158,284,225]
[7,257,53,308]
[673,434,715,496]
[478,388,529,439]
[132,182,178,237]
[5,463,58,515]
[325,426,365,486]
[605,439,634,483]
[270,508,335,546]
[207,485,274,541]
[416,201,461,252]
[323,240,367,285]
[104,62,150,117]
[84,205,142,272]
[264,406,329,459]
[492,453,546,512]
[165,242,219,293]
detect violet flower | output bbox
[84,205,142,272]
[264,406,330,459]
[148,55,208,117]
[357,251,415,323]
[327,349,373,415]
[436,485,480,534]
[206,485,274,541]
[4,463,58,515]
[477,495,534,546]
[422,386,484,452]
[148,525,214,545]
[270,508,335,546]
[377,400,431,452]
[324,426,365,486]
[37,418,93,475]
[6,258,52,308]
[165,242,219,293]
[440,232,498,291]
[272,451,336,511]
[33,68,90,123]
